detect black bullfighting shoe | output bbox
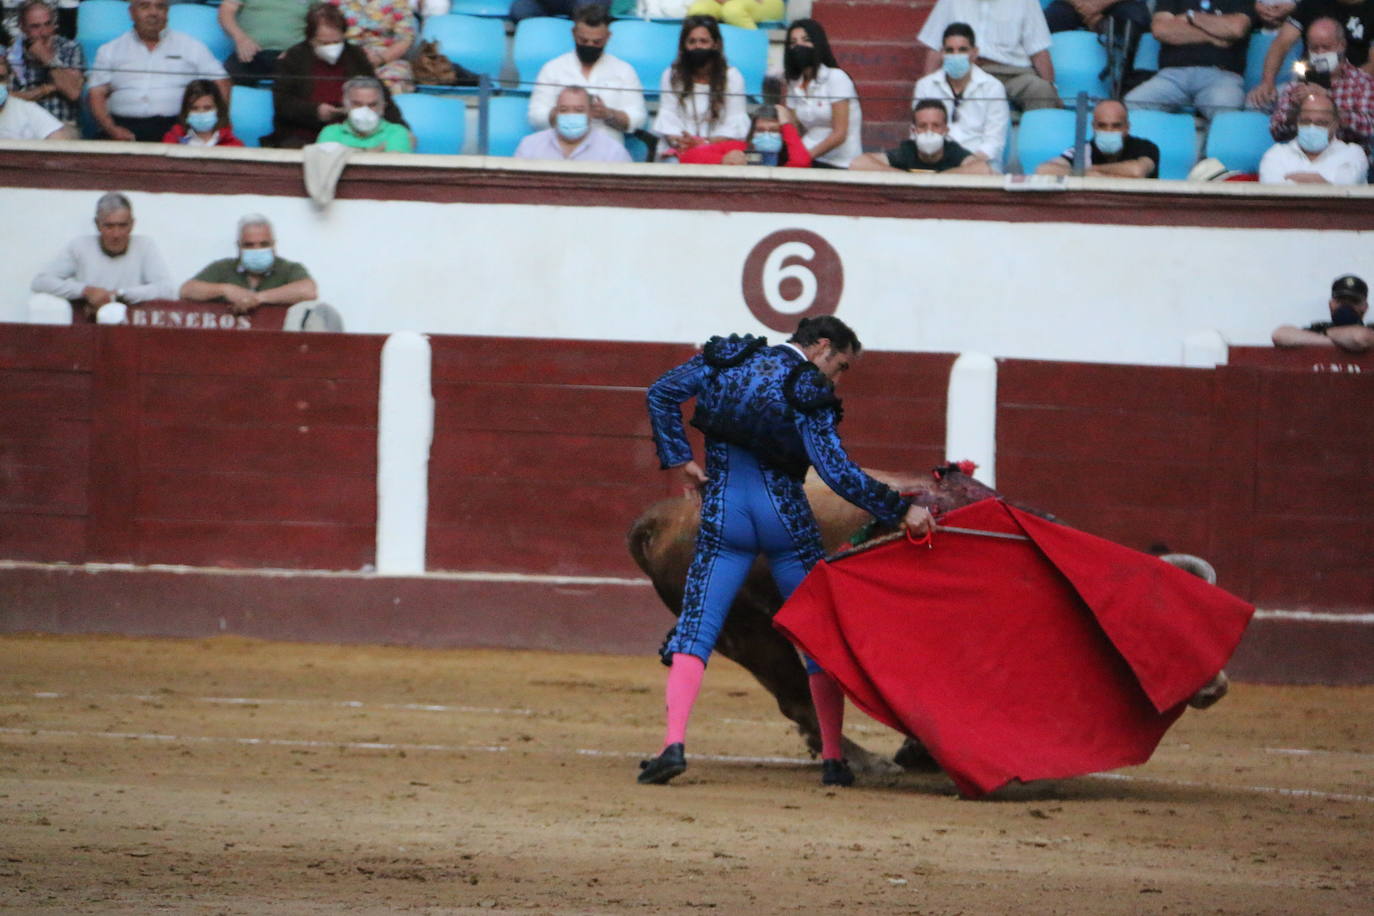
[637,743,687,785]
[821,758,855,787]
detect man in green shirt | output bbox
[219,0,310,85]
[317,76,414,152]
[180,214,319,315]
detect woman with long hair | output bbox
[162,80,245,146]
[782,18,862,168]
[651,16,749,157]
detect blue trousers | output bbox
[668,441,825,664]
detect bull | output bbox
[627,466,1230,777]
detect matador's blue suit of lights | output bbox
[647,334,911,664]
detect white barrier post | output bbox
[1182,330,1228,368]
[376,331,434,575]
[945,352,998,488]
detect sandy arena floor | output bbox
[0,633,1370,914]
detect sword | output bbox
[827,524,1030,562]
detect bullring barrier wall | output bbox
[1,324,1369,683]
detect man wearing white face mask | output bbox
[850,98,994,173]
[317,76,414,151]
[913,22,1011,163]
[180,214,319,315]
[1258,89,1370,181]
[1268,18,1374,146]
[514,85,632,162]
[1036,99,1160,176]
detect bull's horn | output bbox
[1159,553,1217,585]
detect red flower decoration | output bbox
[956,459,978,476]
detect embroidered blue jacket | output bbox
[647,334,910,527]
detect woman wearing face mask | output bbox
[265,1,407,148]
[782,19,862,169]
[162,80,245,147]
[652,16,750,157]
[678,103,812,167]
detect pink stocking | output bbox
[808,671,846,761]
[663,652,706,749]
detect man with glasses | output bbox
[912,22,1011,164]
[1259,88,1369,181]
[5,0,83,126]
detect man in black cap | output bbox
[1272,274,1373,352]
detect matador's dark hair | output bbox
[790,316,861,354]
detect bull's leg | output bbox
[711,582,901,776]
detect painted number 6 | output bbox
[741,229,844,332]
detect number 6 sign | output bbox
[741,229,844,332]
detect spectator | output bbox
[913,22,1011,164]
[162,79,246,146]
[88,0,230,142]
[1272,273,1373,351]
[1248,0,1374,110]
[652,15,750,156]
[267,2,405,149]
[782,18,862,168]
[510,0,596,24]
[1259,89,1370,180]
[1036,99,1160,176]
[0,52,72,137]
[514,85,632,162]
[1044,0,1150,34]
[526,5,645,143]
[916,0,1059,111]
[679,103,813,166]
[330,0,415,94]
[850,98,995,173]
[686,0,784,31]
[180,214,319,315]
[218,0,311,86]
[31,192,176,318]
[1269,18,1374,144]
[6,0,84,126]
[317,75,413,150]
[1125,0,1256,122]
[1254,0,1296,32]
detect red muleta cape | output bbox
[773,498,1255,798]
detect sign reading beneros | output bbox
[126,300,286,331]
[741,229,844,332]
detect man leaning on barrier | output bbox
[1272,273,1373,352]
[1036,99,1160,177]
[180,214,320,316]
[30,192,176,320]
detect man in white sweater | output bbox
[31,192,177,319]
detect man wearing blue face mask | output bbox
[1258,89,1370,182]
[913,23,1011,164]
[514,85,632,163]
[180,214,319,315]
[1273,274,1374,352]
[1035,98,1160,177]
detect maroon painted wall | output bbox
[1,325,384,569]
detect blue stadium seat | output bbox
[485,95,536,155]
[449,0,514,16]
[395,92,467,154]
[1204,109,1274,174]
[1127,109,1198,179]
[77,0,131,67]
[1245,30,1304,91]
[1014,108,1077,174]
[513,17,575,91]
[1133,33,1160,71]
[228,85,274,147]
[420,14,507,82]
[624,132,652,162]
[169,3,234,63]
[720,23,768,98]
[1050,30,1109,104]
[605,20,679,97]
